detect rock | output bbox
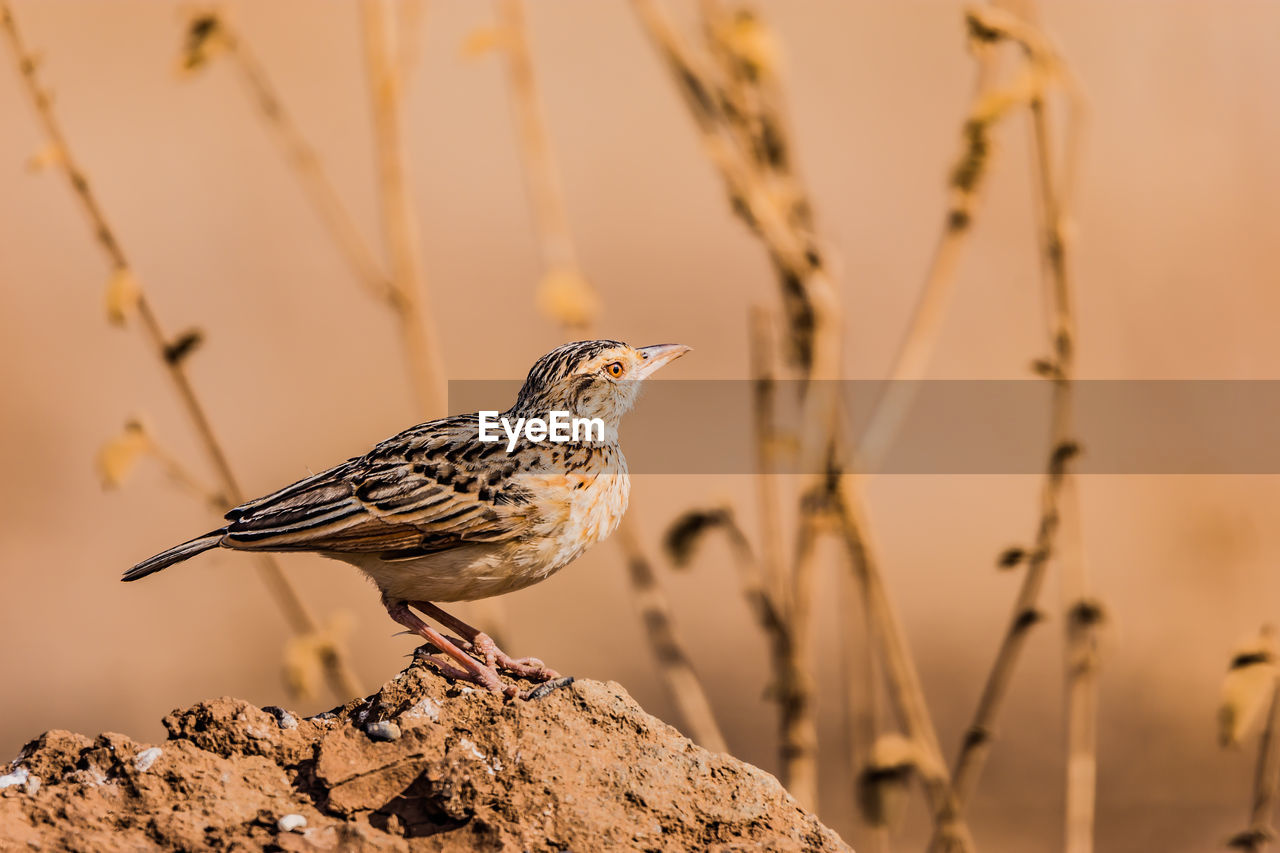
[277,813,308,833]
[0,662,851,852]
[365,720,402,742]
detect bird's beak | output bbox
[634,344,692,379]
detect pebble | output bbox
[262,706,299,730]
[276,814,307,833]
[133,748,162,773]
[365,721,401,742]
[0,767,28,790]
[403,696,441,723]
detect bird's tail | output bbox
[122,530,224,582]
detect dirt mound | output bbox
[0,662,850,851]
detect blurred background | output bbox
[2,1,1279,850]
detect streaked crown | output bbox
[509,340,690,428]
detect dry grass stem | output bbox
[2,0,363,701]
[1029,72,1096,853]
[747,311,819,807]
[142,432,225,508]
[662,499,820,805]
[1227,636,1280,853]
[661,499,827,802]
[618,521,729,754]
[395,0,429,90]
[616,515,726,751]
[1002,5,1098,851]
[927,8,1093,850]
[834,486,972,852]
[362,0,510,645]
[781,502,823,810]
[838,562,892,853]
[483,0,719,746]
[186,9,512,646]
[360,0,447,417]
[857,11,1012,468]
[747,306,790,612]
[631,0,841,382]
[186,12,397,307]
[633,0,837,807]
[635,3,971,840]
[495,0,598,330]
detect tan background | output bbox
[2,1,1279,850]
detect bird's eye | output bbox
[604,361,625,379]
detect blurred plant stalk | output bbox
[180,5,514,646]
[637,4,1099,852]
[926,7,1097,853]
[488,0,726,753]
[632,1,971,838]
[1221,627,1280,853]
[0,0,363,703]
[359,0,448,418]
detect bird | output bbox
[123,340,690,697]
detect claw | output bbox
[413,646,506,695]
[472,632,560,681]
[393,599,561,696]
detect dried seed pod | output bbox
[164,329,204,366]
[715,11,780,80]
[26,142,65,172]
[105,268,141,326]
[996,546,1027,569]
[536,266,598,329]
[282,611,354,701]
[96,419,151,488]
[662,507,732,568]
[1219,626,1279,747]
[460,26,509,59]
[856,733,921,828]
[179,14,230,74]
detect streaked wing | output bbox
[221,415,531,556]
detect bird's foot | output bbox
[414,645,516,698]
[466,632,561,682]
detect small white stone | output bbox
[403,696,441,722]
[277,814,307,833]
[457,738,487,763]
[0,767,28,789]
[133,748,162,773]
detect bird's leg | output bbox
[382,596,511,696]
[409,600,561,681]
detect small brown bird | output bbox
[124,340,690,697]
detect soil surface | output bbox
[0,662,850,851]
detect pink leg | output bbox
[410,600,561,681]
[382,596,511,696]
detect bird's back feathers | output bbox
[220,415,533,557]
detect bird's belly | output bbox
[337,543,532,603]
[335,468,631,603]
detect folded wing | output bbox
[222,415,532,558]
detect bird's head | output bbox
[509,340,691,430]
